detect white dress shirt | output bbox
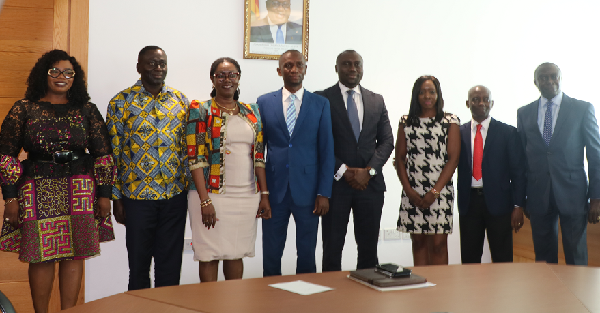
[537,91,563,135]
[471,117,491,187]
[334,83,364,181]
[268,17,287,43]
[282,87,304,123]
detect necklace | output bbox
[214,99,238,114]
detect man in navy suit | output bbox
[316,50,394,271]
[250,0,302,44]
[257,50,334,276]
[457,85,526,263]
[517,63,600,265]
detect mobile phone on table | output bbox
[375,263,412,278]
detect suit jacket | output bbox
[315,84,394,192]
[517,94,600,215]
[257,88,334,206]
[457,118,526,216]
[250,19,303,44]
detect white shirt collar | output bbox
[282,87,304,101]
[339,82,361,96]
[541,91,563,107]
[471,116,491,131]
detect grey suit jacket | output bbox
[250,19,302,44]
[315,84,394,192]
[517,93,600,215]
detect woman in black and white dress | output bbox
[395,75,460,266]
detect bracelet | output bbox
[430,188,441,199]
[261,191,270,195]
[200,198,212,208]
[4,198,17,206]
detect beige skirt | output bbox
[188,188,259,262]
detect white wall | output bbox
[86,0,600,302]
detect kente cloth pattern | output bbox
[0,99,116,262]
[107,80,189,200]
[397,113,460,234]
[186,99,265,194]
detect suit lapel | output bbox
[484,118,498,161]
[526,99,545,146]
[550,94,573,146]
[291,90,311,141]
[273,88,290,139]
[359,87,374,143]
[461,121,473,172]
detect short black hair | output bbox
[406,75,445,126]
[534,62,560,80]
[209,57,242,101]
[138,46,164,62]
[25,49,90,104]
[336,50,360,64]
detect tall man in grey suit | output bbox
[316,50,394,271]
[517,62,600,265]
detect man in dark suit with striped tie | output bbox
[316,50,394,271]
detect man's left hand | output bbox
[588,199,600,224]
[511,206,525,232]
[348,167,369,190]
[313,195,329,216]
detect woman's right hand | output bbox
[3,199,19,228]
[405,189,424,208]
[201,202,218,229]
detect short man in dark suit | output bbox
[250,0,302,44]
[257,50,334,276]
[457,85,526,263]
[517,63,600,265]
[316,50,394,271]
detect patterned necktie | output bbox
[276,25,284,44]
[347,90,360,141]
[473,124,483,181]
[286,94,297,135]
[543,101,554,146]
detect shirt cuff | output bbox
[334,164,348,181]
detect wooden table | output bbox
[63,263,600,313]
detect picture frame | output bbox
[243,0,309,60]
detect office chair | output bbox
[0,290,16,313]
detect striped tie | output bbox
[286,94,297,135]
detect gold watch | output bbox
[430,188,440,199]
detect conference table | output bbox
[63,263,600,313]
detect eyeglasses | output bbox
[470,97,491,104]
[48,68,76,79]
[267,0,291,9]
[213,72,240,82]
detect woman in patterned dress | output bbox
[395,76,460,266]
[187,57,271,282]
[0,50,116,312]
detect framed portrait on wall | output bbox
[243,0,309,60]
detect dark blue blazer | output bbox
[257,88,334,206]
[457,118,526,216]
[250,19,303,44]
[517,94,600,215]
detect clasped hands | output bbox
[344,167,371,190]
[405,188,436,209]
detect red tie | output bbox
[473,124,483,181]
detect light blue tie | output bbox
[543,100,554,146]
[347,90,360,141]
[286,94,297,135]
[276,25,284,44]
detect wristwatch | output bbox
[367,167,377,177]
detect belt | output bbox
[29,150,86,164]
[471,187,484,195]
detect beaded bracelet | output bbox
[4,198,17,206]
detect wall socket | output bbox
[184,238,193,251]
[383,228,402,240]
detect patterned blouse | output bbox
[0,100,116,199]
[186,99,265,194]
[106,80,189,200]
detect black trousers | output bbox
[322,183,384,271]
[459,188,513,263]
[123,191,188,290]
